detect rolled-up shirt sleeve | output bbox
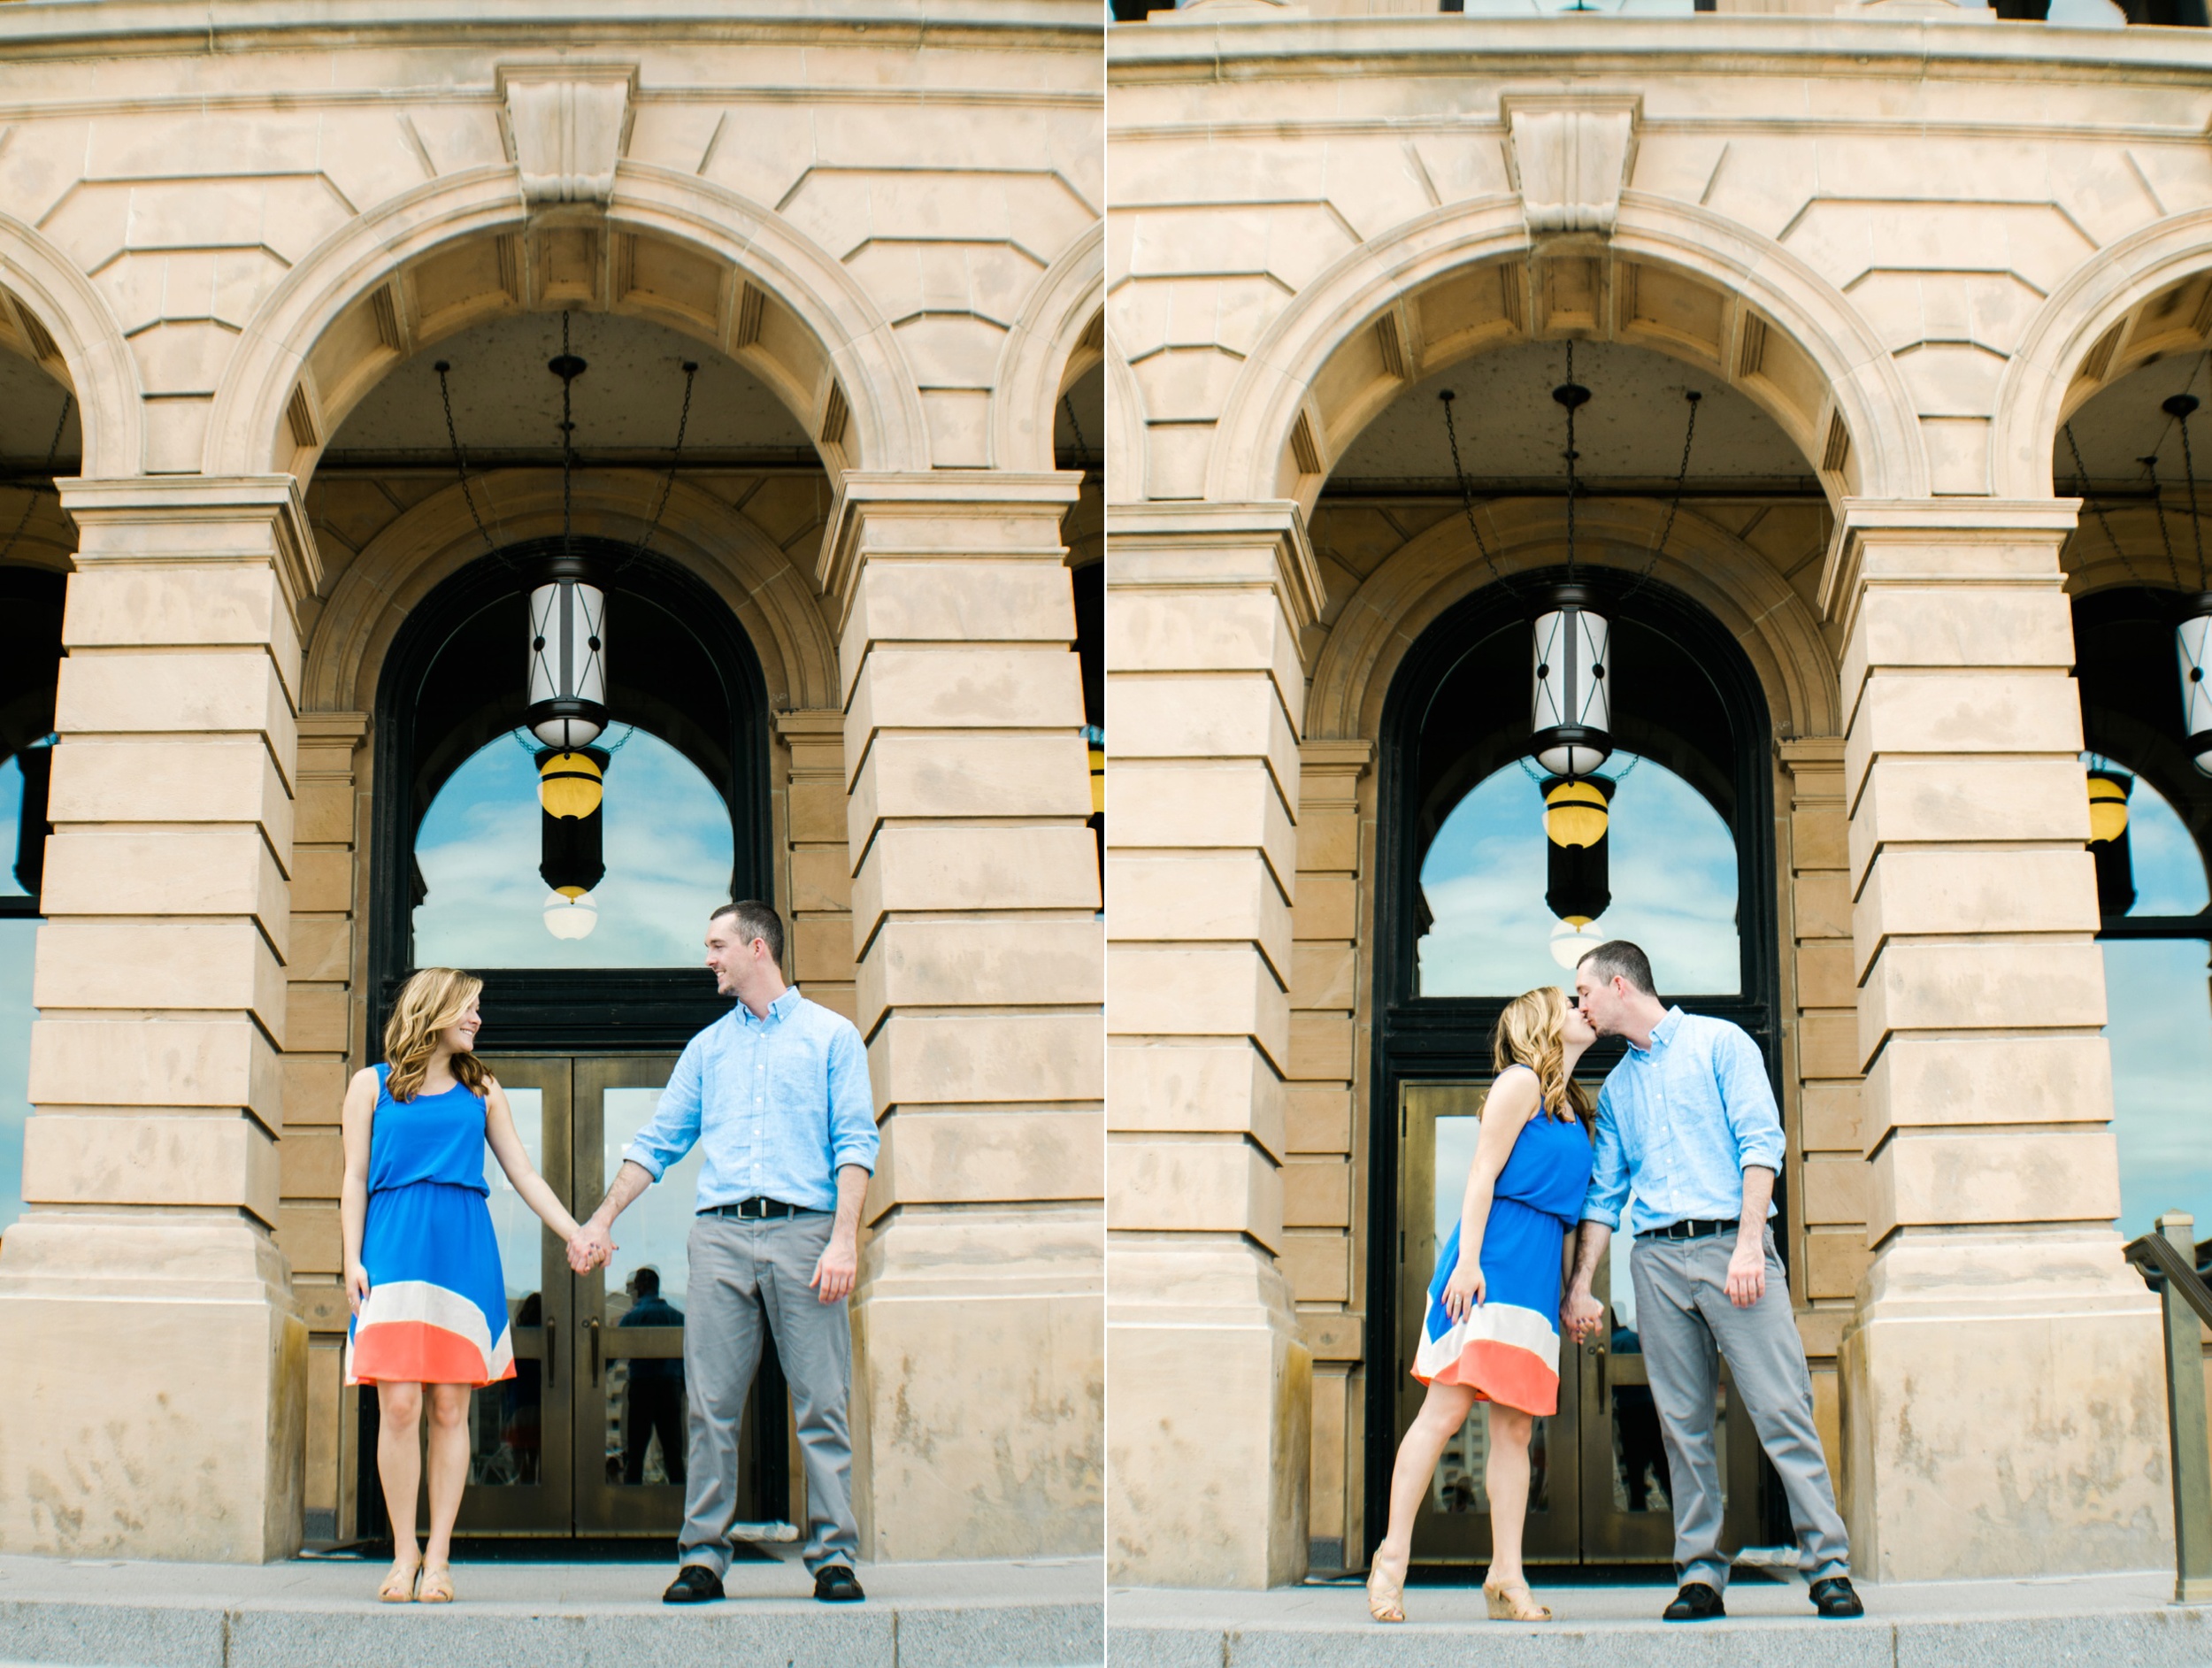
[1581,1086,1630,1229]
[623,1038,705,1181]
[826,1021,880,1174]
[1718,1026,1786,1174]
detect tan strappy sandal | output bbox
[376,1560,420,1603]
[416,1564,455,1604]
[1484,1578,1552,1621]
[1366,1545,1409,1623]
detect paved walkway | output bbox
[1110,1569,2212,1667]
[0,1549,1102,1668]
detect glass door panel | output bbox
[452,1055,572,1534]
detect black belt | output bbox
[1639,1217,1740,1242]
[700,1197,812,1220]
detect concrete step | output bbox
[1108,1570,2212,1668]
[0,1552,1102,1668]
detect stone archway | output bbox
[0,211,143,480]
[993,222,1105,475]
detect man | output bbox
[571,901,877,1605]
[616,1266,685,1486]
[1565,941,1861,1622]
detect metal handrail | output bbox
[2125,1212,2212,1603]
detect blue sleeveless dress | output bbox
[1411,1065,1594,1415]
[343,1065,516,1387]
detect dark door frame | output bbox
[367,538,773,1052]
[1362,564,1786,1564]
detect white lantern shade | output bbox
[2181,602,2212,776]
[1549,917,1609,969]
[527,580,608,749]
[1532,590,1613,778]
[542,889,599,940]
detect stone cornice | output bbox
[1106,501,1326,635]
[55,474,320,618]
[1817,496,2081,628]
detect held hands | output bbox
[1562,1283,1604,1342]
[1441,1258,1485,1323]
[344,1262,371,1316]
[810,1231,859,1303]
[567,1219,616,1275]
[1725,1238,1766,1308]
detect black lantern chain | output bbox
[0,391,73,569]
[2170,392,2210,592]
[434,359,511,568]
[1063,391,1093,473]
[1622,388,1703,608]
[2063,422,2157,592]
[609,358,701,580]
[1438,387,1509,596]
[1555,339,1590,584]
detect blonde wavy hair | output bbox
[1492,986,1594,1133]
[382,967,491,1103]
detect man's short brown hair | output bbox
[1578,939,1657,998]
[710,900,785,970]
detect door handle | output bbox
[586,1317,602,1387]
[547,1322,557,1388]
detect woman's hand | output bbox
[345,1262,371,1315]
[1442,1257,1485,1323]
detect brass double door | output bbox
[1397,1080,1764,1566]
[429,1054,785,1538]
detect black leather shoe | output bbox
[813,1564,865,1603]
[663,1565,725,1604]
[1663,1580,1726,1621]
[1809,1575,1863,1618]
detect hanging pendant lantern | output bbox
[2182,593,2212,776]
[1531,358,1614,779]
[1543,773,1614,926]
[2085,767,2136,917]
[526,550,609,749]
[538,743,608,900]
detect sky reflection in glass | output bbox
[413,728,733,969]
[2102,772,2212,1240]
[1,758,32,1233]
[1417,753,1740,998]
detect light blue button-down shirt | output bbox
[622,987,879,1214]
[1581,1007,1786,1236]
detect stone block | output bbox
[1284,1086,1351,1155]
[788,779,849,844]
[845,646,1083,742]
[35,918,286,1026]
[1863,1034,2112,1144]
[1291,874,1355,945]
[1799,1080,1863,1152]
[1110,677,1299,802]
[1291,941,1356,1011]
[1282,1157,1349,1228]
[856,917,1100,1034]
[65,564,298,680]
[1794,940,1856,1010]
[852,826,1097,936]
[847,735,1089,849]
[23,1112,280,1224]
[1854,848,2099,976]
[1108,761,1297,892]
[1280,1230,1349,1303]
[1107,851,1290,975]
[1295,808,1359,875]
[280,1125,344,1200]
[279,1201,342,1276]
[1287,1011,1352,1082]
[56,651,296,767]
[790,848,853,913]
[1790,805,1849,872]
[1846,674,2083,802]
[286,913,352,984]
[1848,758,2089,888]
[1108,586,1302,720]
[1860,941,2105,1065]
[1109,946,1288,1072]
[29,1016,282,1126]
[1870,1128,2120,1240]
[838,560,1073,658]
[1839,585,2075,704]
[288,847,351,914]
[1797,1011,1860,1080]
[870,1011,1101,1111]
[1106,1041,1285,1156]
[287,983,352,1056]
[49,739,294,855]
[1793,870,1852,940]
[1801,1152,1870,1226]
[794,911,857,986]
[292,778,355,846]
[1109,1134,1282,1245]
[873,1109,1101,1209]
[1802,1226,1874,1302]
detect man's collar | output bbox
[1625,1004,1685,1055]
[736,984,801,1026]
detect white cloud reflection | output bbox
[413,729,735,969]
[1417,755,1740,998]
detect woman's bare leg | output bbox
[375,1382,426,1579]
[421,1384,473,1571]
[1484,1403,1534,1587]
[1376,1380,1480,1570]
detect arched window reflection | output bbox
[412,726,734,969]
[2098,771,2212,1237]
[1417,751,1740,998]
[0,751,36,1236]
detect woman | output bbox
[1367,985,1596,1625]
[342,967,591,1603]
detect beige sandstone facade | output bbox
[1108,6,2208,1588]
[0,1,1102,1563]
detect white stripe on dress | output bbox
[1412,1299,1560,1381]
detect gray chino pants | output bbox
[679,1210,857,1575]
[1631,1224,1850,1590]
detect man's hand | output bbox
[569,1218,615,1274]
[1563,1282,1603,1341]
[811,1231,858,1303]
[1725,1236,1766,1308]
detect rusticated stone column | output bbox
[821,472,1103,1561]
[0,477,313,1561]
[1106,503,1322,1588]
[1830,499,2170,1581]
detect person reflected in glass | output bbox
[1608,1312,1670,1513]
[1368,986,1596,1626]
[569,902,878,1606]
[501,1292,545,1486]
[341,968,595,1605]
[618,1265,687,1485]
[1563,941,1861,1622]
